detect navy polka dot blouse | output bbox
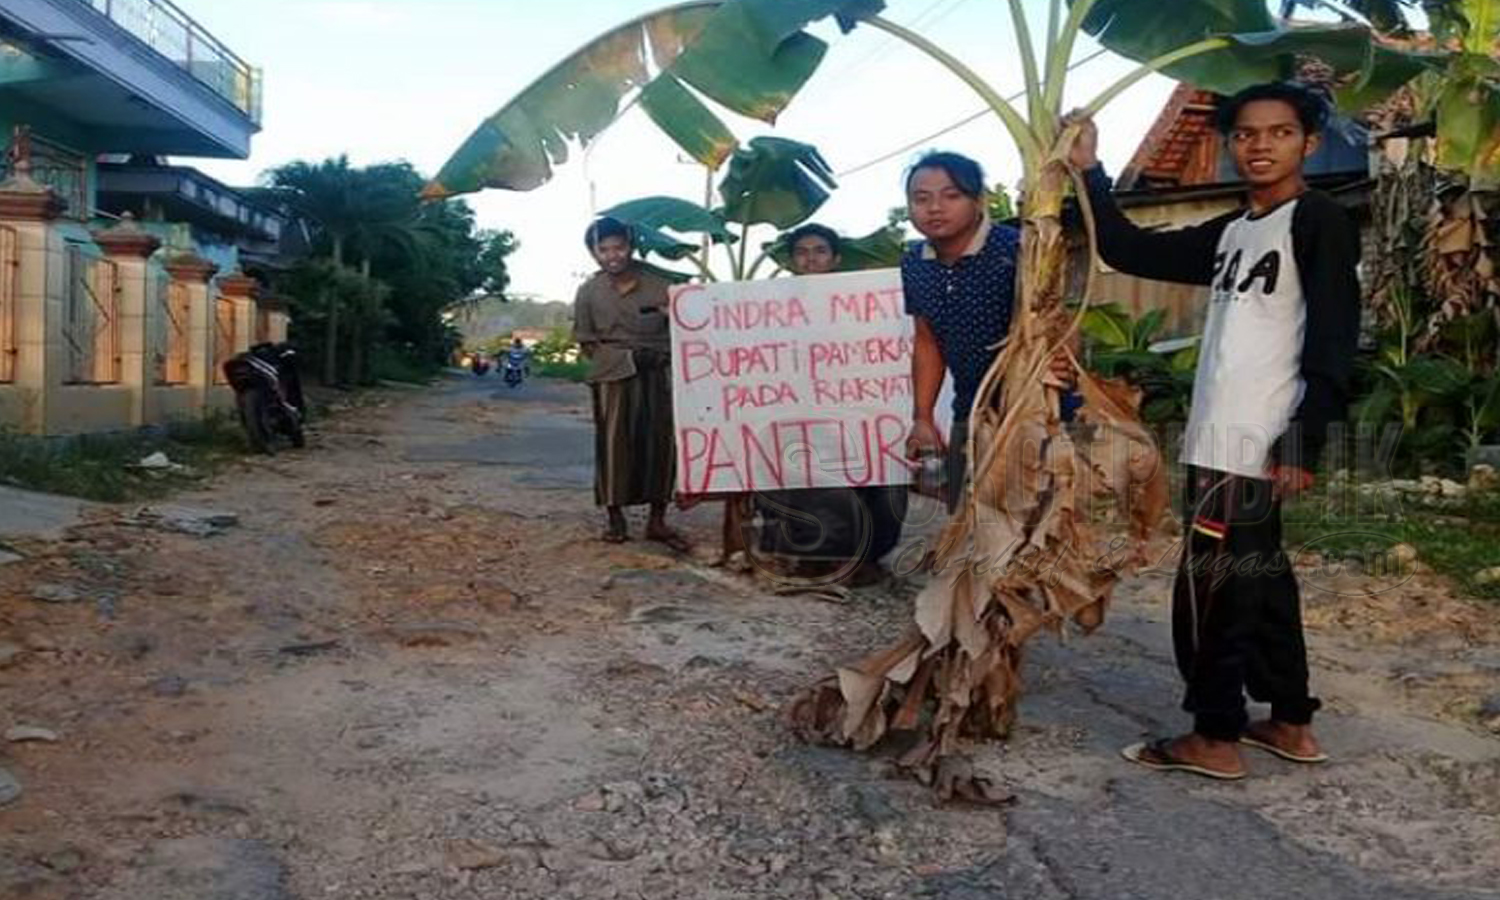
[901,222,1020,421]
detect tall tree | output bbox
[267,158,505,381]
[266,156,364,384]
[476,229,520,297]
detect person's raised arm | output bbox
[1067,114,1235,287]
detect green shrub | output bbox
[0,415,245,502]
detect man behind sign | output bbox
[572,217,692,552]
[754,224,908,586]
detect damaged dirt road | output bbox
[2,376,1499,900]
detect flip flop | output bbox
[601,527,628,544]
[771,582,851,604]
[1239,735,1329,764]
[1121,739,1246,781]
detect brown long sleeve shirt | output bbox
[571,268,673,383]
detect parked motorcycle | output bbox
[223,342,306,454]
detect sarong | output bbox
[590,350,675,507]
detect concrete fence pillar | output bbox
[219,271,258,354]
[161,252,218,423]
[257,295,291,344]
[210,270,259,414]
[91,214,162,427]
[0,172,65,434]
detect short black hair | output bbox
[785,223,841,256]
[584,216,631,250]
[905,151,985,199]
[1216,82,1329,136]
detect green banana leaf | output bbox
[1431,1,1500,187]
[1472,373,1500,432]
[426,4,723,197]
[1081,303,1134,350]
[637,76,742,173]
[1337,43,1444,113]
[1166,341,1201,373]
[631,228,702,261]
[641,260,697,284]
[1452,0,1499,54]
[601,195,733,239]
[667,0,875,121]
[765,225,907,272]
[599,195,733,260]
[426,0,885,199]
[1134,307,1168,346]
[1074,0,1388,96]
[719,137,838,228]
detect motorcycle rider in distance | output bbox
[504,337,530,386]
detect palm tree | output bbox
[268,158,431,384]
[267,156,366,384]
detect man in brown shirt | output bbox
[572,217,689,550]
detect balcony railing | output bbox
[78,0,262,124]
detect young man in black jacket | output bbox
[1069,83,1361,780]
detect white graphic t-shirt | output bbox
[1183,201,1306,477]
[1083,166,1364,481]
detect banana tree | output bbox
[1314,0,1497,186]
[601,136,904,279]
[1320,1,1500,466]
[430,0,1429,799]
[421,2,889,198]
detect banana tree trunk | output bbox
[789,133,1170,802]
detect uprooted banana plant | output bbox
[784,141,1170,802]
[428,0,1430,800]
[780,0,1415,800]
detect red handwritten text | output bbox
[811,374,912,406]
[674,283,812,333]
[807,336,915,379]
[721,381,801,421]
[830,288,903,323]
[679,414,911,493]
[679,339,796,384]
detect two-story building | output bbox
[0,0,289,435]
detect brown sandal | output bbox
[1121,738,1246,781]
[1240,735,1329,764]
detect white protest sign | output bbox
[669,269,952,496]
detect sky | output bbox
[186,0,1181,303]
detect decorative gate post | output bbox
[0,153,66,434]
[161,252,218,423]
[212,270,259,414]
[91,215,162,428]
